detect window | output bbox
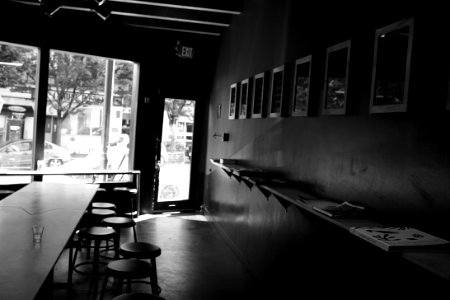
[0,41,139,183]
[0,41,38,179]
[44,50,138,181]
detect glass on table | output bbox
[32,225,45,246]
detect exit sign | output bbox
[175,40,194,59]
[180,46,194,59]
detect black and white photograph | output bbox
[1,1,449,300]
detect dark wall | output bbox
[204,0,450,295]
[0,2,219,212]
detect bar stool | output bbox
[113,187,138,218]
[92,202,117,211]
[119,242,162,295]
[89,208,116,226]
[99,259,153,300]
[71,226,117,278]
[112,292,166,300]
[91,187,117,211]
[102,216,138,258]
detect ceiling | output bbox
[7,0,244,37]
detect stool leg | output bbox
[99,273,109,300]
[116,278,124,295]
[68,239,74,286]
[126,279,132,293]
[150,257,160,295]
[130,195,134,218]
[93,239,100,278]
[132,225,137,242]
[114,229,120,259]
[86,238,91,259]
[72,241,81,274]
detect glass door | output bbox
[153,98,195,211]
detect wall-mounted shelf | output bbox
[210,158,450,280]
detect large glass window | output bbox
[0,41,38,183]
[1,42,138,184]
[43,50,138,182]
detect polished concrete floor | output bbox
[52,212,260,300]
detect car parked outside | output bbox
[0,139,72,170]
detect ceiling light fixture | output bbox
[90,0,111,21]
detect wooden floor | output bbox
[52,212,260,300]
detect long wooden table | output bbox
[0,169,141,216]
[0,182,99,299]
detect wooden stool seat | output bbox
[119,242,161,259]
[92,202,117,210]
[106,259,152,279]
[113,187,138,217]
[113,187,138,194]
[99,259,154,300]
[112,292,166,300]
[119,242,162,295]
[89,208,116,225]
[91,208,116,216]
[102,217,138,258]
[79,226,117,240]
[72,226,117,277]
[103,216,136,228]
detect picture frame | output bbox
[228,83,240,120]
[291,55,312,117]
[369,18,414,113]
[322,40,351,115]
[269,65,285,118]
[251,72,268,118]
[239,78,252,119]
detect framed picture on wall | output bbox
[239,78,252,119]
[322,40,351,115]
[291,55,312,116]
[228,83,240,120]
[269,65,285,118]
[251,72,268,118]
[370,18,414,113]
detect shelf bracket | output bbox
[241,177,254,189]
[257,186,272,199]
[222,168,233,178]
[272,194,291,211]
[231,173,241,183]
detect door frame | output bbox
[151,97,199,213]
